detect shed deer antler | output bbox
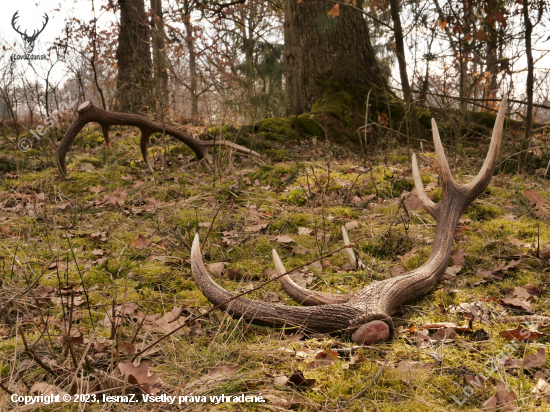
[190,98,506,344]
[57,101,260,176]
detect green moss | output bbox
[417,107,432,128]
[471,110,521,128]
[248,164,297,186]
[258,117,296,142]
[291,113,324,136]
[264,149,289,161]
[311,91,353,123]
[465,202,504,221]
[206,125,238,140]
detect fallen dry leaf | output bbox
[30,382,68,396]
[89,185,106,193]
[499,296,534,313]
[500,326,545,341]
[103,187,128,207]
[297,227,314,236]
[342,353,366,369]
[482,380,516,412]
[434,327,457,341]
[451,249,466,266]
[227,268,245,281]
[130,234,153,249]
[187,365,240,388]
[274,234,295,243]
[287,371,316,388]
[524,189,550,216]
[206,262,227,277]
[344,220,359,230]
[523,348,546,368]
[394,360,435,374]
[532,378,550,402]
[404,193,421,211]
[245,222,269,232]
[389,265,406,277]
[100,302,139,327]
[0,226,14,237]
[118,360,160,394]
[512,285,542,300]
[306,350,338,370]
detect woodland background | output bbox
[1,1,550,411]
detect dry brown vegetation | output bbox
[1,120,550,411]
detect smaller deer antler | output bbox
[57,101,261,176]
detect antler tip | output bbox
[272,249,285,275]
[192,233,200,250]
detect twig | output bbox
[0,381,14,395]
[131,301,154,344]
[133,240,362,361]
[346,351,390,403]
[19,327,58,377]
[201,203,223,250]
[67,238,95,331]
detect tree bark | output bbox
[389,0,421,142]
[283,0,386,116]
[183,16,199,118]
[150,0,169,109]
[521,0,533,171]
[114,0,153,113]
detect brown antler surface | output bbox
[190,98,507,344]
[57,101,260,176]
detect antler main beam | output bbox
[190,98,507,345]
[57,101,260,176]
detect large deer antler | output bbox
[190,98,506,344]
[57,101,260,176]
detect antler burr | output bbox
[190,98,506,344]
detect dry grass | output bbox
[1,125,550,411]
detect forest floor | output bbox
[2,122,550,412]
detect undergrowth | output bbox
[0,123,550,411]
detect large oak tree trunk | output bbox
[283,0,386,116]
[115,0,153,113]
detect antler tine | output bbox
[463,96,507,200]
[411,153,438,219]
[190,235,362,332]
[431,118,456,192]
[341,226,365,270]
[139,131,155,173]
[272,249,350,306]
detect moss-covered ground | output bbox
[1,120,550,411]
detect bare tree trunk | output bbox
[389,0,421,142]
[243,15,255,96]
[114,0,153,113]
[283,0,386,115]
[183,16,199,118]
[521,0,534,171]
[150,0,168,109]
